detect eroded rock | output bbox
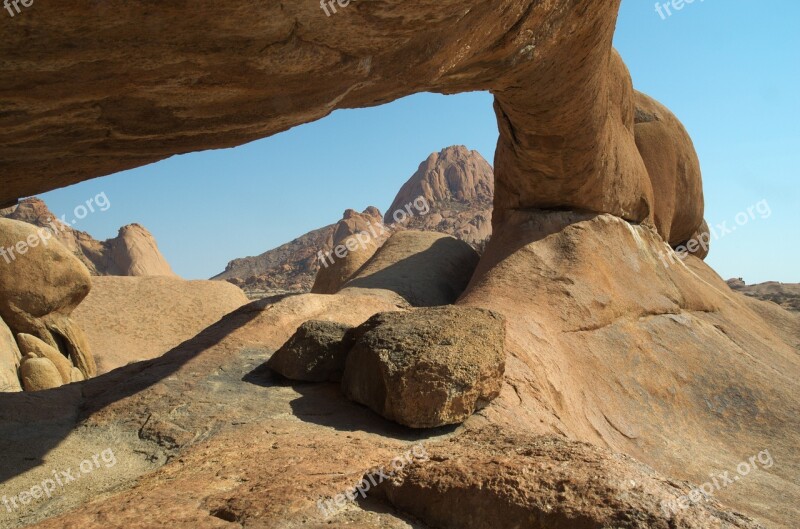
[341,307,505,428]
[0,316,22,392]
[17,333,74,384]
[20,356,63,392]
[265,320,355,382]
[0,218,96,380]
[343,231,480,307]
[373,428,765,529]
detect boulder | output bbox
[634,91,705,246]
[0,217,96,379]
[17,333,75,384]
[341,307,506,428]
[342,231,480,307]
[19,356,63,392]
[0,316,22,392]
[265,320,355,382]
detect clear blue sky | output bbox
[41,0,799,283]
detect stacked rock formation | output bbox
[0,218,97,392]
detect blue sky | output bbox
[42,0,799,283]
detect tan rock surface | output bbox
[634,91,705,245]
[19,356,63,392]
[343,231,480,307]
[0,316,22,392]
[71,276,250,374]
[311,208,387,295]
[458,210,799,529]
[17,333,74,384]
[0,217,96,379]
[342,307,505,428]
[375,427,764,529]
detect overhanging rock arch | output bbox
[0,0,703,247]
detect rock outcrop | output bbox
[1,1,798,527]
[71,276,249,374]
[311,208,387,295]
[0,218,96,385]
[1,198,177,277]
[19,355,64,392]
[343,231,480,306]
[342,307,505,428]
[634,91,705,246]
[386,146,494,248]
[265,320,355,382]
[374,428,765,529]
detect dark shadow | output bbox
[345,237,479,307]
[0,297,270,483]
[244,364,458,442]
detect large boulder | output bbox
[341,307,506,428]
[0,218,96,379]
[634,91,705,247]
[265,320,355,382]
[0,316,22,392]
[19,355,63,392]
[342,231,480,307]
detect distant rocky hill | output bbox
[214,146,494,298]
[728,278,800,312]
[387,145,493,248]
[0,197,176,277]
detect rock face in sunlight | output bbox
[387,145,494,249]
[0,218,96,390]
[1,198,177,277]
[71,276,249,374]
[0,1,798,528]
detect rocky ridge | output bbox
[0,198,176,277]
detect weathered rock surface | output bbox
[1,198,177,277]
[103,224,177,277]
[19,356,63,392]
[0,317,22,392]
[71,276,249,374]
[311,208,387,295]
[459,209,799,529]
[0,218,96,380]
[343,231,480,307]
[17,333,74,384]
[374,427,765,529]
[386,146,494,249]
[342,307,505,428]
[265,320,355,382]
[634,91,705,246]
